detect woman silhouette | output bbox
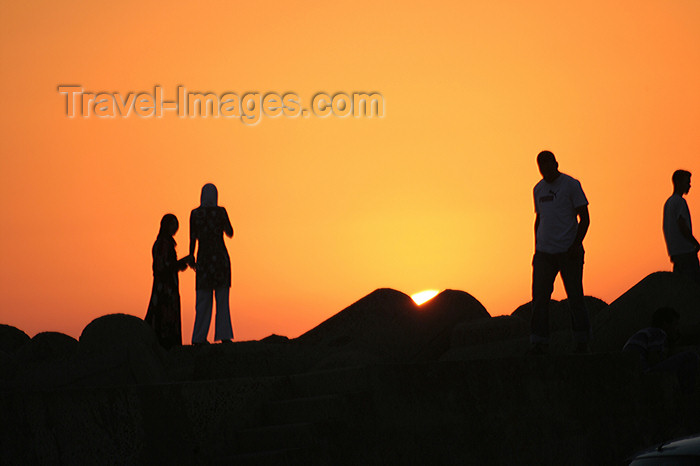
[190,183,234,344]
[144,214,191,349]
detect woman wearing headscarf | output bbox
[189,183,234,344]
[144,214,191,349]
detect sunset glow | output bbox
[411,290,441,306]
[1,1,699,343]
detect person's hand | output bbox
[178,255,192,271]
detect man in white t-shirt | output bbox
[663,169,700,283]
[530,151,591,354]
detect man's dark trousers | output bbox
[531,244,590,343]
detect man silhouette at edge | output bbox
[663,169,700,284]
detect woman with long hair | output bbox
[144,214,191,349]
[190,183,234,344]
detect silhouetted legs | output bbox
[192,286,234,343]
[560,247,590,344]
[531,245,590,345]
[531,253,557,344]
[671,252,700,284]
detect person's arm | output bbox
[568,205,590,253]
[176,255,191,271]
[189,212,197,268]
[677,216,700,252]
[533,187,540,247]
[153,240,179,274]
[222,208,233,238]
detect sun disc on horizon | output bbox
[411,289,440,306]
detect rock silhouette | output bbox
[3,273,700,464]
[443,296,608,360]
[591,271,700,352]
[296,288,490,366]
[450,315,528,348]
[445,315,530,360]
[0,324,29,353]
[78,313,168,385]
[513,296,608,353]
[511,295,608,328]
[80,312,165,357]
[16,331,78,364]
[0,314,168,390]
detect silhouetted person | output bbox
[623,307,699,393]
[529,151,591,354]
[144,214,191,350]
[190,183,234,344]
[663,170,700,284]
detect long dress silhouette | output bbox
[190,183,234,344]
[145,214,190,349]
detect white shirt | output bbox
[663,193,695,256]
[533,173,588,254]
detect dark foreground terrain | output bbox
[2,272,700,465]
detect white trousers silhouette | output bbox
[192,286,233,343]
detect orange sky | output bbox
[1,1,699,342]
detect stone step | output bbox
[264,394,348,425]
[289,365,372,397]
[215,447,324,466]
[234,422,323,455]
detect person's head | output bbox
[672,170,691,195]
[201,183,218,207]
[537,150,560,182]
[158,213,179,237]
[651,306,681,341]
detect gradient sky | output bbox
[1,1,699,342]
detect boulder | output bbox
[441,315,530,360]
[412,289,491,360]
[186,340,321,380]
[307,349,381,372]
[450,315,529,348]
[260,334,290,344]
[9,332,79,390]
[511,296,608,332]
[16,332,78,365]
[441,337,530,361]
[0,324,30,353]
[0,349,19,386]
[506,296,608,353]
[295,288,416,355]
[80,313,163,354]
[591,272,700,353]
[76,314,167,385]
[296,288,490,362]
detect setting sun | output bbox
[411,290,440,306]
[1,0,699,344]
